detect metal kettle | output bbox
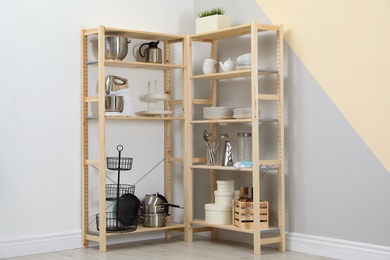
[105,75,128,95]
[139,41,162,63]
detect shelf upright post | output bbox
[182,35,190,243]
[164,40,173,239]
[276,24,286,252]
[81,29,89,249]
[184,34,194,242]
[97,25,107,252]
[209,39,218,240]
[250,21,261,255]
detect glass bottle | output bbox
[239,187,250,202]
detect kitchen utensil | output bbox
[139,41,162,63]
[222,141,234,166]
[143,193,182,216]
[143,204,166,214]
[117,193,140,226]
[219,58,236,72]
[215,133,229,151]
[105,37,131,60]
[105,75,128,95]
[105,96,124,112]
[143,213,166,227]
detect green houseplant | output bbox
[196,7,231,33]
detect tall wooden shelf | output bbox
[81,21,284,255]
[184,22,285,255]
[81,26,187,252]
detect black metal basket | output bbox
[106,157,133,170]
[105,184,135,201]
[96,212,138,233]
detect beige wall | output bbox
[256,0,390,173]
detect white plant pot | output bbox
[195,15,231,33]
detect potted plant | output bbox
[196,7,231,33]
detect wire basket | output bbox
[106,157,133,170]
[106,184,135,201]
[96,212,138,233]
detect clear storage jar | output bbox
[237,132,252,162]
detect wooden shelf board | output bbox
[191,118,277,123]
[83,26,184,42]
[87,223,185,239]
[191,69,276,80]
[87,60,184,70]
[191,164,279,171]
[88,116,184,121]
[189,23,280,41]
[191,219,279,234]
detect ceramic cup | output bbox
[203,66,215,74]
[204,59,217,66]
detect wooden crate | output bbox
[232,200,269,229]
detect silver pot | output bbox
[143,204,165,214]
[143,193,165,206]
[143,213,166,227]
[105,96,124,112]
[105,37,131,60]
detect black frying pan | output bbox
[117,193,140,226]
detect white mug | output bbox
[204,59,217,66]
[203,66,215,74]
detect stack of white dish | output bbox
[203,107,234,119]
[205,180,236,225]
[233,108,261,119]
[236,53,251,70]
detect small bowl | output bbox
[237,53,251,64]
[105,96,124,112]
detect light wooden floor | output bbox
[8,235,336,260]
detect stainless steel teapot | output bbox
[139,41,162,63]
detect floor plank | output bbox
[7,235,337,260]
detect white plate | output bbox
[141,93,168,101]
[138,110,172,116]
[236,65,251,70]
[204,115,234,119]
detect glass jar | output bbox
[237,132,252,162]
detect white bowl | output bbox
[237,53,251,64]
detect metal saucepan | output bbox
[143,213,166,227]
[143,192,183,216]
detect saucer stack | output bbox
[203,107,234,119]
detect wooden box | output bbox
[232,200,269,229]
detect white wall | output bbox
[0,0,193,258]
[2,0,389,258]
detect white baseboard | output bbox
[0,231,82,259]
[2,230,390,259]
[286,232,390,260]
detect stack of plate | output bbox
[203,107,234,119]
[233,108,260,119]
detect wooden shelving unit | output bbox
[81,26,187,252]
[184,21,285,255]
[81,22,284,255]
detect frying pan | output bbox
[117,193,140,226]
[143,192,183,216]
